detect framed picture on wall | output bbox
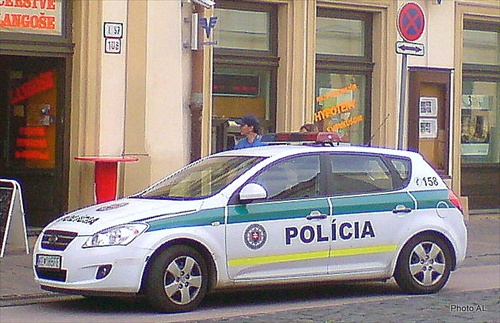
[419,118,438,139]
[419,97,438,117]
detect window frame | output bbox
[214,1,278,58]
[461,19,500,165]
[325,153,411,196]
[212,1,280,151]
[249,154,324,202]
[228,152,411,204]
[315,8,374,145]
[315,9,373,65]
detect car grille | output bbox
[35,268,67,282]
[41,230,78,251]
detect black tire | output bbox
[394,233,453,294]
[145,245,208,312]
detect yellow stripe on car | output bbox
[228,244,397,267]
[331,244,397,257]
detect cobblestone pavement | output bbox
[196,289,499,323]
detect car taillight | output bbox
[449,189,463,213]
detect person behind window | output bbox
[299,123,318,132]
[234,114,265,149]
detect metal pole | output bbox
[398,54,408,150]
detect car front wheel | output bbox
[145,245,208,312]
[394,233,453,294]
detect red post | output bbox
[74,157,139,203]
[94,161,118,203]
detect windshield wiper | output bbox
[131,195,191,201]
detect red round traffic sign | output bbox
[398,2,425,42]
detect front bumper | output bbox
[33,235,151,294]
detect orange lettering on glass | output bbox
[16,138,48,149]
[314,100,356,122]
[316,84,358,102]
[326,115,364,132]
[14,150,50,160]
[18,126,46,137]
[9,71,55,104]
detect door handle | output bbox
[306,210,327,220]
[392,205,412,214]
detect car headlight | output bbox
[83,224,148,248]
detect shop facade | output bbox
[457,5,499,209]
[207,0,499,211]
[0,0,73,226]
[1,0,498,227]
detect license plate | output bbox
[36,255,62,269]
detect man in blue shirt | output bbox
[234,114,265,149]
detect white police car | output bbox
[33,133,467,312]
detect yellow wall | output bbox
[69,0,191,210]
[67,0,499,211]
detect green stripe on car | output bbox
[146,208,225,232]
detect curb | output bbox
[468,209,500,220]
[0,293,80,307]
[469,209,499,216]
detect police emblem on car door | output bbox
[226,155,331,280]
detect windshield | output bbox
[135,156,264,200]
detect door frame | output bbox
[0,55,72,227]
[408,67,452,176]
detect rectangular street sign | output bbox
[105,38,121,54]
[396,41,425,56]
[103,22,123,39]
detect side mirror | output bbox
[239,183,267,202]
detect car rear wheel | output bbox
[145,245,208,312]
[394,233,453,294]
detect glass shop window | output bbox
[316,16,366,57]
[315,9,373,145]
[461,80,499,164]
[6,69,58,169]
[215,8,270,51]
[212,2,278,153]
[461,21,499,164]
[463,29,499,66]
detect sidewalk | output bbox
[1,210,498,307]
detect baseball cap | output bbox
[237,114,260,128]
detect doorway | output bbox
[0,55,67,227]
[408,68,452,176]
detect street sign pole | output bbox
[396,2,425,150]
[398,53,408,150]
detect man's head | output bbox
[238,114,260,134]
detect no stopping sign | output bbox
[398,2,425,42]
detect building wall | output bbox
[69,0,192,210]
[67,0,499,212]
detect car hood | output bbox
[45,198,204,235]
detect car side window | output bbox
[252,155,321,201]
[328,154,394,195]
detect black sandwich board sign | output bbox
[0,179,29,257]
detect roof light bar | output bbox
[261,132,346,145]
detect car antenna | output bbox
[365,113,390,146]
